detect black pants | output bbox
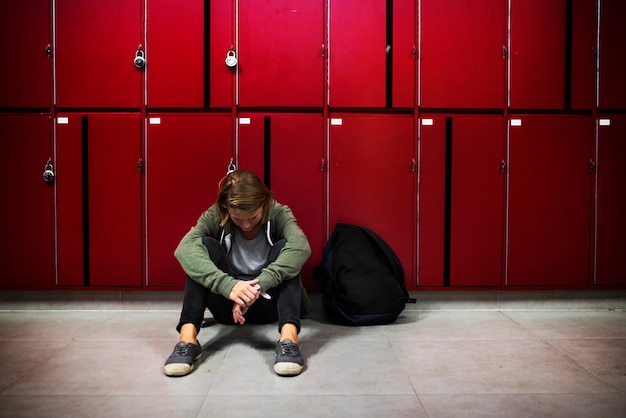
[176,237,302,335]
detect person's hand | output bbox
[229,278,261,309]
[232,303,248,325]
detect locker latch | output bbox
[589,160,596,172]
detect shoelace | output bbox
[175,343,191,356]
[279,342,297,356]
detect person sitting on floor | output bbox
[163,169,311,377]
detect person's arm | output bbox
[256,204,312,291]
[174,206,238,298]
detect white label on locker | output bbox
[331,118,343,126]
[239,118,251,125]
[599,119,611,126]
[421,119,433,126]
[149,117,161,125]
[57,117,69,125]
[510,119,522,127]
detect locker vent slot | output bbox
[264,116,271,188]
[81,116,90,286]
[386,0,393,108]
[443,117,452,287]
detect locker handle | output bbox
[411,159,417,172]
[502,46,507,60]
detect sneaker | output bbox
[274,339,304,376]
[163,341,202,377]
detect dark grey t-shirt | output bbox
[228,227,271,280]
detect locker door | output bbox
[508,116,593,286]
[239,0,323,107]
[598,0,626,109]
[418,116,446,286]
[238,114,324,287]
[450,116,505,287]
[420,0,506,109]
[510,0,566,109]
[0,0,50,108]
[570,0,598,110]
[329,114,415,288]
[147,0,204,108]
[146,115,232,287]
[88,115,142,286]
[0,115,54,288]
[330,1,386,107]
[56,0,142,108]
[596,115,626,285]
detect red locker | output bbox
[450,116,505,286]
[147,0,204,108]
[56,0,142,108]
[329,114,415,288]
[507,116,593,286]
[420,0,506,109]
[88,115,142,286]
[418,117,446,286]
[0,0,50,108]
[598,0,626,109]
[329,1,387,107]
[595,115,626,285]
[56,114,143,287]
[238,114,324,287]
[238,0,323,107]
[146,114,233,287]
[0,114,54,288]
[570,0,598,110]
[510,0,566,109]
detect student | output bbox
[164,170,311,377]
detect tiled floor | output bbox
[1,293,625,417]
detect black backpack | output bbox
[314,223,413,326]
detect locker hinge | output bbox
[589,160,596,172]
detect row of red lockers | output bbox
[2,113,625,290]
[1,0,625,110]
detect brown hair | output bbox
[216,170,275,227]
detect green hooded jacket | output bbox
[174,202,311,299]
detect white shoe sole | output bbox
[164,362,194,377]
[274,362,303,376]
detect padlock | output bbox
[225,50,237,68]
[43,160,55,183]
[134,47,146,69]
